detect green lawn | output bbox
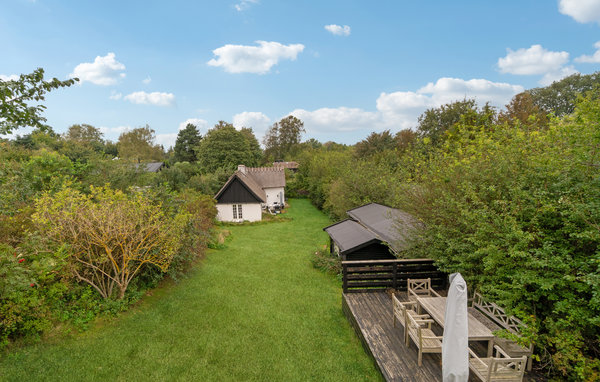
[0,199,381,381]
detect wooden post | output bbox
[392,261,398,290]
[342,263,348,293]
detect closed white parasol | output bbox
[442,273,469,382]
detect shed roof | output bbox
[323,202,421,255]
[323,219,380,255]
[346,203,420,252]
[135,162,165,172]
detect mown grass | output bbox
[0,199,381,381]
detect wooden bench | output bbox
[407,278,442,301]
[406,312,443,366]
[471,292,533,371]
[469,345,527,382]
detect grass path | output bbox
[0,199,381,381]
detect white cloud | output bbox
[155,133,178,149]
[98,125,131,142]
[324,24,351,36]
[232,111,271,134]
[123,91,175,107]
[178,118,209,131]
[559,0,600,24]
[70,52,126,85]
[539,66,579,86]
[416,77,524,106]
[142,76,152,84]
[498,45,569,75]
[0,74,19,81]
[575,41,600,63]
[109,91,122,100]
[282,77,524,143]
[234,0,258,11]
[207,41,305,74]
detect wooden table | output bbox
[416,296,494,357]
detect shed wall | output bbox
[264,187,284,206]
[344,242,396,261]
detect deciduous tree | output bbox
[0,68,77,135]
[33,185,188,300]
[117,125,164,162]
[263,115,305,161]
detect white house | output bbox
[214,165,286,222]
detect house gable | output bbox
[215,175,264,204]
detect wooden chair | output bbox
[406,312,443,366]
[392,293,422,345]
[469,345,527,382]
[407,278,442,301]
[471,292,533,371]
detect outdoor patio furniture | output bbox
[392,294,425,345]
[471,292,534,371]
[407,278,442,301]
[468,345,527,382]
[406,312,443,366]
[417,296,495,356]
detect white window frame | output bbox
[237,204,243,220]
[232,204,238,220]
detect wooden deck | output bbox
[343,292,536,382]
[343,292,443,381]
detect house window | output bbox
[233,204,242,220]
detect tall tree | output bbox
[527,72,600,117]
[417,98,496,146]
[173,123,202,163]
[354,130,396,158]
[195,121,261,173]
[263,115,305,161]
[0,68,77,135]
[117,125,164,162]
[64,124,104,145]
[498,92,548,129]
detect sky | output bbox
[2,0,600,148]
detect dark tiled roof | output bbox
[245,167,285,188]
[324,202,421,254]
[323,219,380,254]
[347,203,420,252]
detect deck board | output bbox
[343,292,534,382]
[343,292,442,381]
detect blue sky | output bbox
[2,0,600,147]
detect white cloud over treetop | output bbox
[324,24,351,36]
[207,41,304,74]
[0,74,19,81]
[178,118,209,131]
[559,0,600,24]
[123,91,175,107]
[233,111,271,134]
[285,77,523,143]
[575,41,600,63]
[70,53,126,85]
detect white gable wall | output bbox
[216,203,262,222]
[264,187,284,206]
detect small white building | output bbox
[214,165,285,222]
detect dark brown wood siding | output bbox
[344,242,395,261]
[216,177,262,204]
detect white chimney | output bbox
[238,165,246,174]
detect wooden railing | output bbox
[342,259,447,293]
